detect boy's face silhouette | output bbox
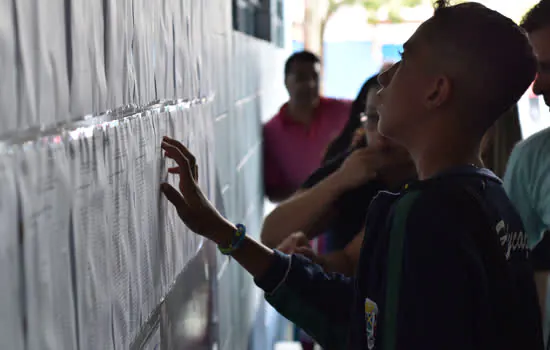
[528,26,550,108]
[376,22,451,146]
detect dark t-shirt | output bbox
[256,166,543,349]
[349,166,543,349]
[301,151,384,251]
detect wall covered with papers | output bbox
[0,0,290,349]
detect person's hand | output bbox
[332,145,412,190]
[276,232,311,254]
[160,136,234,243]
[350,128,367,149]
[330,147,380,190]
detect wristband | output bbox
[218,224,246,255]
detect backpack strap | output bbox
[382,190,421,350]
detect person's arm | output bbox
[262,149,378,248]
[261,173,347,247]
[261,154,347,247]
[160,137,353,349]
[186,216,353,349]
[322,227,364,275]
[265,186,296,203]
[255,251,354,349]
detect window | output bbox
[233,0,285,47]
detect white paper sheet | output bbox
[69,129,113,350]
[18,140,78,350]
[0,0,18,134]
[129,113,159,322]
[0,153,25,350]
[133,0,155,105]
[132,0,143,105]
[156,109,179,295]
[124,0,137,105]
[123,120,142,342]
[162,0,175,99]
[184,0,193,100]
[70,0,107,117]
[14,0,38,130]
[105,121,134,349]
[173,0,186,99]
[191,0,201,99]
[91,0,108,113]
[154,0,167,100]
[69,0,93,116]
[105,0,126,109]
[37,0,69,126]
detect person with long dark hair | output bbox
[321,75,380,164]
[260,74,414,253]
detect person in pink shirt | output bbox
[263,51,352,203]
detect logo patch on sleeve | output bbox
[365,298,378,350]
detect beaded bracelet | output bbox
[218,224,246,255]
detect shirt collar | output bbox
[401,165,501,192]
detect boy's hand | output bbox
[160,136,235,244]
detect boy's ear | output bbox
[425,75,452,109]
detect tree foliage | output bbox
[324,0,424,26]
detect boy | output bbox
[160,1,543,349]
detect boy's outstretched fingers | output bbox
[162,143,195,189]
[160,136,229,238]
[161,183,190,220]
[161,182,185,206]
[162,137,199,181]
[162,137,196,166]
[167,165,198,181]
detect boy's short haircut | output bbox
[423,1,537,131]
[521,0,550,33]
